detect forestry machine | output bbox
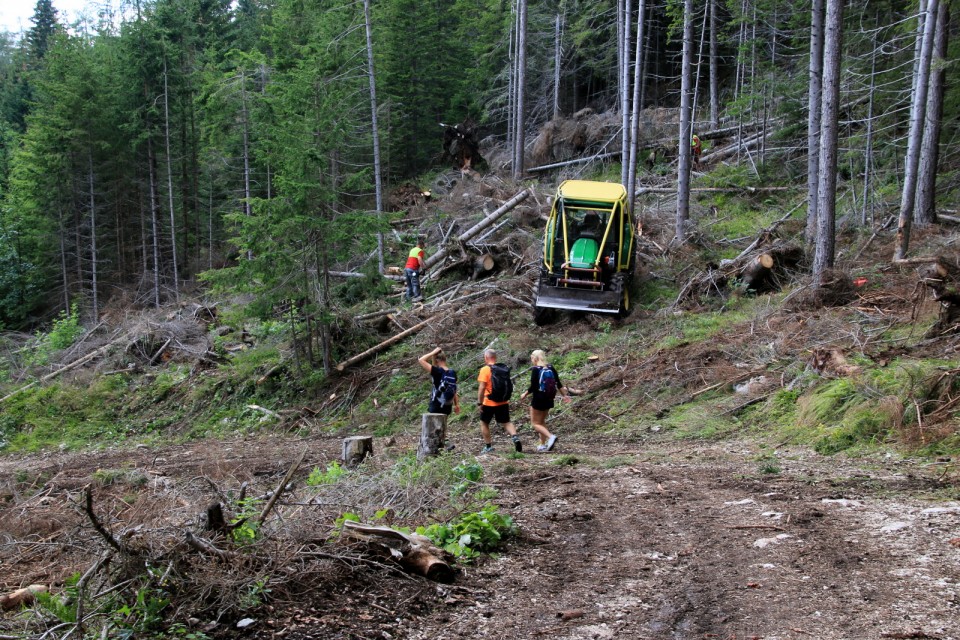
[533,180,635,323]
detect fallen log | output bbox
[0,585,48,611]
[336,316,435,371]
[472,254,496,279]
[0,332,128,404]
[343,521,454,583]
[423,189,531,270]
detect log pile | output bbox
[674,243,804,306]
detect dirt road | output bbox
[1,435,958,639]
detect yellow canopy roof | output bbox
[557,180,627,204]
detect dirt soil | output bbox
[2,429,959,640]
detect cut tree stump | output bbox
[918,257,960,337]
[417,413,448,461]
[342,436,374,467]
[1,585,47,611]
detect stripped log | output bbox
[472,254,496,279]
[0,585,47,611]
[343,521,454,583]
[423,189,531,270]
[336,316,434,371]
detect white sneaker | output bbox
[546,435,558,451]
[536,444,549,453]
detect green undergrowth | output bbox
[750,358,960,455]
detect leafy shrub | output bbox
[307,461,346,486]
[418,504,516,561]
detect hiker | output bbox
[404,236,427,302]
[518,349,571,452]
[692,134,703,167]
[476,348,522,454]
[418,347,460,415]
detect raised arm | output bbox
[417,347,441,373]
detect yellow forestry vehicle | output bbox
[533,180,635,324]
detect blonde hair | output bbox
[530,349,548,367]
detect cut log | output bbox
[342,436,374,467]
[336,316,434,371]
[423,189,531,270]
[417,413,448,461]
[0,585,47,611]
[343,521,454,583]
[472,254,496,279]
[741,253,775,292]
[354,308,400,322]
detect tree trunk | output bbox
[163,57,180,301]
[676,0,694,243]
[709,0,719,127]
[417,413,448,461]
[627,0,646,216]
[895,0,940,259]
[805,0,825,245]
[87,152,98,320]
[620,0,631,186]
[553,12,562,120]
[336,316,434,371]
[513,0,528,179]
[363,0,386,275]
[342,436,374,467]
[915,1,949,226]
[812,0,844,283]
[861,20,878,226]
[147,136,161,307]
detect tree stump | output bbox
[342,436,374,468]
[920,258,960,337]
[1,585,47,611]
[417,413,447,461]
[472,254,496,280]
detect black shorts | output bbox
[428,400,453,415]
[480,404,511,424]
[531,397,555,412]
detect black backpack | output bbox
[487,363,513,402]
[434,369,458,406]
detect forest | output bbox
[1,0,960,638]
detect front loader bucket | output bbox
[534,283,621,314]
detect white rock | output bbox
[821,498,861,508]
[236,618,255,629]
[879,521,911,533]
[724,498,755,506]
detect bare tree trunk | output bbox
[812,0,844,283]
[895,0,940,260]
[627,0,647,216]
[805,0,825,245]
[58,207,69,313]
[915,1,949,226]
[162,57,180,302]
[692,2,708,129]
[553,11,563,120]
[709,0,719,127]
[861,20,878,226]
[620,0,631,186]
[147,136,161,307]
[513,0,528,180]
[87,152,98,320]
[239,70,253,262]
[676,0,694,242]
[362,0,385,274]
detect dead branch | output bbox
[84,485,126,554]
[336,316,435,371]
[184,531,240,560]
[257,449,307,526]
